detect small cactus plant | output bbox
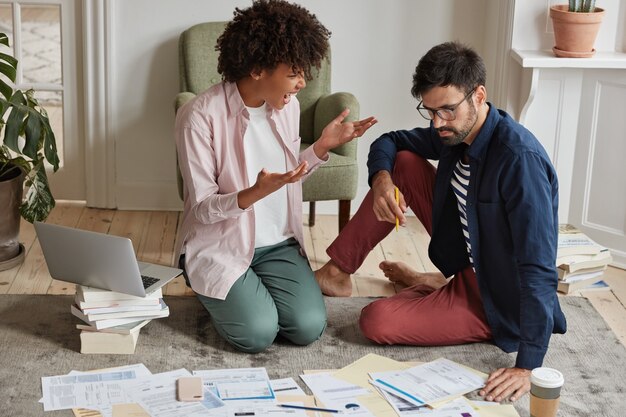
[569,0,597,12]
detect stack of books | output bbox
[556,224,612,294]
[71,285,169,354]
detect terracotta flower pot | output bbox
[550,4,605,58]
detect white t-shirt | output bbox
[243,103,293,248]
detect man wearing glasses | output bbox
[315,42,566,402]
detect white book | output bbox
[557,232,605,258]
[80,299,168,321]
[76,319,151,335]
[562,269,605,284]
[76,296,161,310]
[76,285,162,303]
[71,304,169,330]
[557,264,607,280]
[557,277,601,294]
[557,250,612,273]
[80,330,140,354]
[81,300,164,315]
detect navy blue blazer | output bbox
[367,104,566,369]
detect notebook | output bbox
[34,222,182,297]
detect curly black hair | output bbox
[411,42,486,99]
[216,0,331,82]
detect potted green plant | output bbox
[0,32,59,270]
[550,0,605,58]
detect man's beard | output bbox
[437,102,478,147]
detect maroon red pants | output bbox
[327,151,492,346]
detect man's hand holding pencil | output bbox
[371,171,407,227]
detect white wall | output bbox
[511,0,622,51]
[108,0,488,212]
[502,0,626,266]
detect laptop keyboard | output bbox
[141,275,159,289]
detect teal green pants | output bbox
[187,238,327,353]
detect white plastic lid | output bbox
[531,367,564,388]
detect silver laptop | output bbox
[34,222,182,297]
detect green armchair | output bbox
[175,22,360,231]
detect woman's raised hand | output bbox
[314,109,377,159]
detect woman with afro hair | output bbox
[175,0,376,353]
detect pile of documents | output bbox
[298,354,520,417]
[71,285,170,354]
[39,354,522,417]
[556,224,612,294]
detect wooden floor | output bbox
[2,201,625,346]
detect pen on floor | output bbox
[395,186,399,232]
[278,404,341,413]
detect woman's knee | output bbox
[281,306,327,346]
[216,314,279,353]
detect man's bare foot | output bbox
[314,260,352,297]
[379,260,447,289]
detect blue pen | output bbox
[278,404,341,413]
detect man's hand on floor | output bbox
[479,367,531,402]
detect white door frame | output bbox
[2,0,85,201]
[82,0,115,208]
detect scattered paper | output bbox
[193,368,275,402]
[125,369,224,417]
[41,366,152,411]
[271,378,306,396]
[40,356,510,417]
[370,359,486,406]
[299,372,370,407]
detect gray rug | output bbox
[1,295,625,416]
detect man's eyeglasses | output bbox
[416,88,476,121]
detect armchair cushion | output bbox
[301,91,360,203]
[301,144,358,202]
[179,22,226,93]
[313,92,359,158]
[175,92,196,113]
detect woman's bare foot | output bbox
[314,260,352,297]
[379,260,447,289]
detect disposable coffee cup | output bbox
[530,367,564,417]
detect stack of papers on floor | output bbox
[556,224,612,294]
[41,365,307,417]
[299,353,521,417]
[40,355,523,417]
[71,285,169,354]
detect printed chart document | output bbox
[193,367,275,401]
[124,369,225,417]
[370,359,486,406]
[333,353,413,389]
[331,354,414,417]
[299,372,370,406]
[271,378,306,396]
[67,364,153,417]
[299,372,374,417]
[226,402,308,417]
[41,365,152,411]
[371,385,427,416]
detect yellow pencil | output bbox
[395,187,399,231]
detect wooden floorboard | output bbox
[4,202,626,346]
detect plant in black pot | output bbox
[0,32,59,270]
